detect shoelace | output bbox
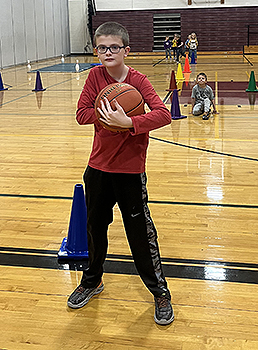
[76,285,85,294]
[156,297,169,308]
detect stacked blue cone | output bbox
[0,73,8,91]
[32,71,46,92]
[171,89,187,120]
[58,184,89,259]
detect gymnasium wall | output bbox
[95,0,258,11]
[69,0,93,54]
[92,6,258,52]
[0,0,70,69]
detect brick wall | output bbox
[92,6,258,52]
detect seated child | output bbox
[191,72,218,120]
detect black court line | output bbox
[0,247,258,284]
[242,55,254,66]
[150,136,258,162]
[0,193,257,209]
[153,57,166,67]
[2,247,258,270]
[162,90,173,104]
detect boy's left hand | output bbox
[98,98,133,129]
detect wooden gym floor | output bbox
[0,53,258,349]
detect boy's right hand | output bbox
[98,98,133,129]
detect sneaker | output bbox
[67,281,104,309]
[202,109,211,120]
[154,296,174,325]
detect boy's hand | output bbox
[98,98,133,128]
[213,109,219,114]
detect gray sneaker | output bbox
[154,296,174,325]
[202,108,211,120]
[67,281,104,309]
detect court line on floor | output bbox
[150,136,258,161]
[2,247,257,271]
[0,247,258,284]
[0,193,257,209]
[0,76,81,107]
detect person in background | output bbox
[188,32,198,63]
[164,36,172,62]
[175,34,186,63]
[184,35,191,56]
[172,34,178,61]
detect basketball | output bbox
[94,83,145,132]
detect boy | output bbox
[191,72,217,120]
[172,34,178,61]
[164,36,172,61]
[67,22,174,326]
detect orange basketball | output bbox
[94,83,145,132]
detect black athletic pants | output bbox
[80,166,171,299]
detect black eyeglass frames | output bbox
[95,45,126,54]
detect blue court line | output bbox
[0,193,257,209]
[0,92,34,106]
[150,136,258,162]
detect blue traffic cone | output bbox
[190,51,196,64]
[0,73,8,91]
[58,184,89,259]
[32,71,46,92]
[171,89,187,120]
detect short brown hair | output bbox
[94,22,129,46]
[197,72,207,80]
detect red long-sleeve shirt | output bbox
[76,65,171,173]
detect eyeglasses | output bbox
[95,45,126,54]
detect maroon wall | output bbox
[92,6,258,52]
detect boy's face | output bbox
[197,75,207,86]
[95,35,130,68]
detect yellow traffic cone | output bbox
[176,63,184,81]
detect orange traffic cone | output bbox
[183,72,191,87]
[183,53,192,73]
